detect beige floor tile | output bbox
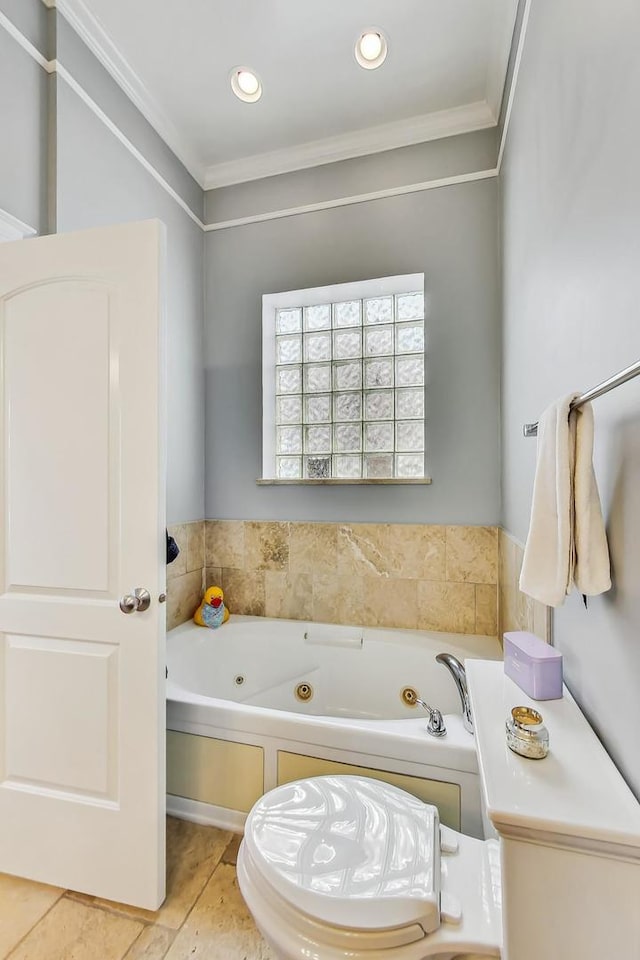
[67,818,231,930]
[164,864,273,960]
[0,873,63,959]
[221,835,242,866]
[123,925,176,960]
[8,897,142,960]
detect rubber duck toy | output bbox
[194,586,230,629]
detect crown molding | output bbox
[203,100,496,191]
[49,0,205,186]
[204,168,498,232]
[486,0,520,121]
[0,208,37,242]
[497,0,532,171]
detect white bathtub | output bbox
[166,615,502,838]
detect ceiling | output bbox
[60,0,519,188]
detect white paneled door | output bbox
[0,221,166,909]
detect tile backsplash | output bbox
[166,521,205,631]
[204,520,499,636]
[166,521,550,642]
[498,528,549,642]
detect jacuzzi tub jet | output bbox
[401,686,420,706]
[295,682,313,702]
[234,675,245,686]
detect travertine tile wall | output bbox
[165,522,549,643]
[166,521,205,630]
[498,529,550,642]
[204,520,499,636]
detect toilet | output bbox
[237,774,502,959]
[238,660,640,960]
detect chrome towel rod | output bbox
[523,358,640,437]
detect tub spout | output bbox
[435,654,474,734]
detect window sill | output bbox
[256,477,432,486]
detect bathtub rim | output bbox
[165,614,503,776]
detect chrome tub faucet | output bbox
[413,697,447,738]
[436,653,474,734]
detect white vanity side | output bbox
[467,659,640,960]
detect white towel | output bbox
[519,394,611,607]
[572,403,611,597]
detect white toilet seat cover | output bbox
[243,775,442,933]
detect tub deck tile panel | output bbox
[167,731,264,814]
[277,751,461,830]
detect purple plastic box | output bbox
[503,631,563,700]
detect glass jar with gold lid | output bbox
[506,705,549,759]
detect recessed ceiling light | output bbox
[355,30,388,70]
[230,67,262,103]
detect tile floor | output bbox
[0,818,274,960]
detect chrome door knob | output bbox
[119,594,138,614]
[134,588,151,612]
[119,588,151,614]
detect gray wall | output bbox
[56,80,205,524]
[500,0,640,797]
[0,24,48,233]
[205,176,501,523]
[1,0,49,52]
[55,8,205,525]
[0,0,205,523]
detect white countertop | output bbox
[467,659,640,857]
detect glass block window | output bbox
[263,275,426,480]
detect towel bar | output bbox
[523,359,640,437]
